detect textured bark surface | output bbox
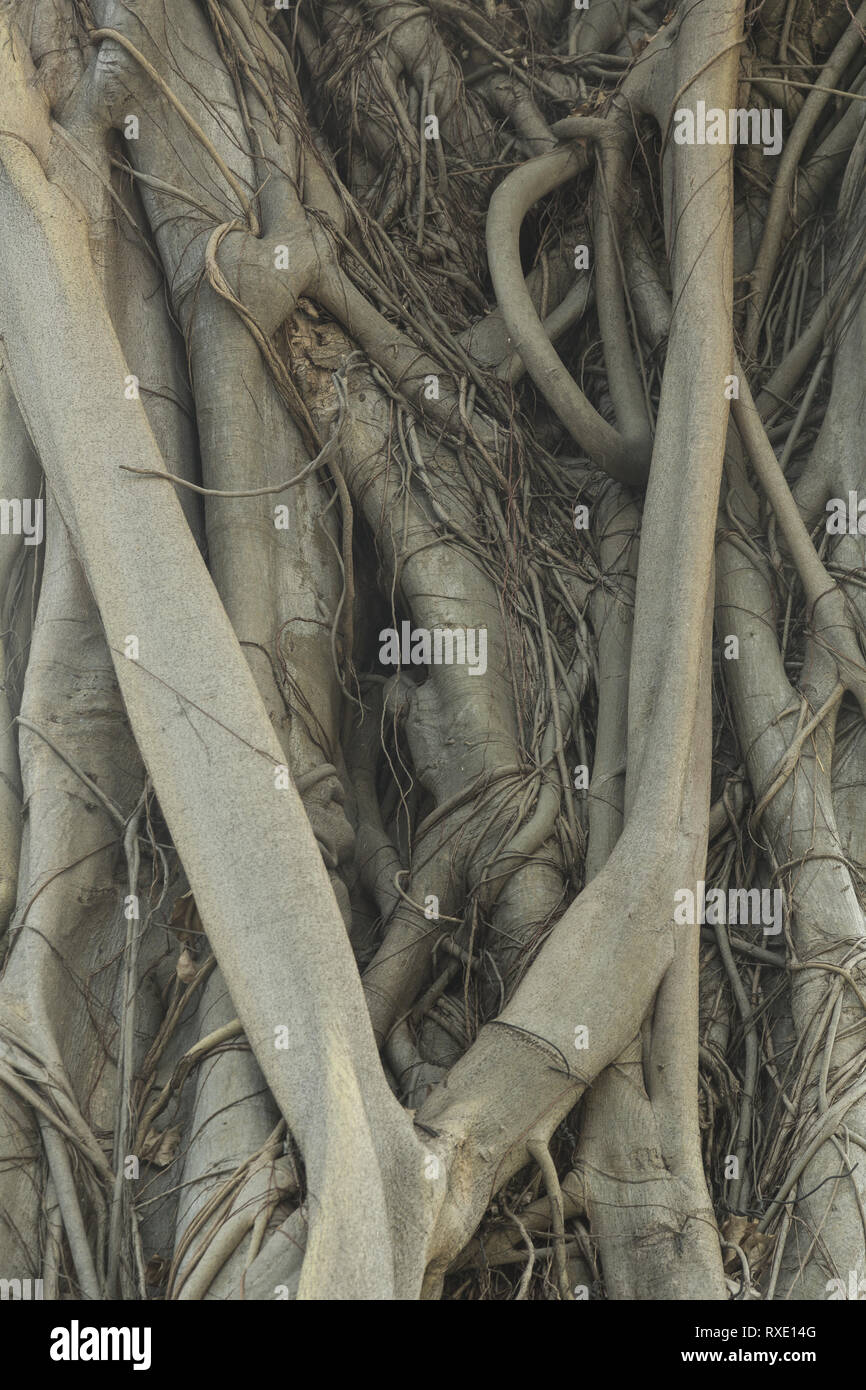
[0,0,865,1301]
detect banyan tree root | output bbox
[0,0,864,1302]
